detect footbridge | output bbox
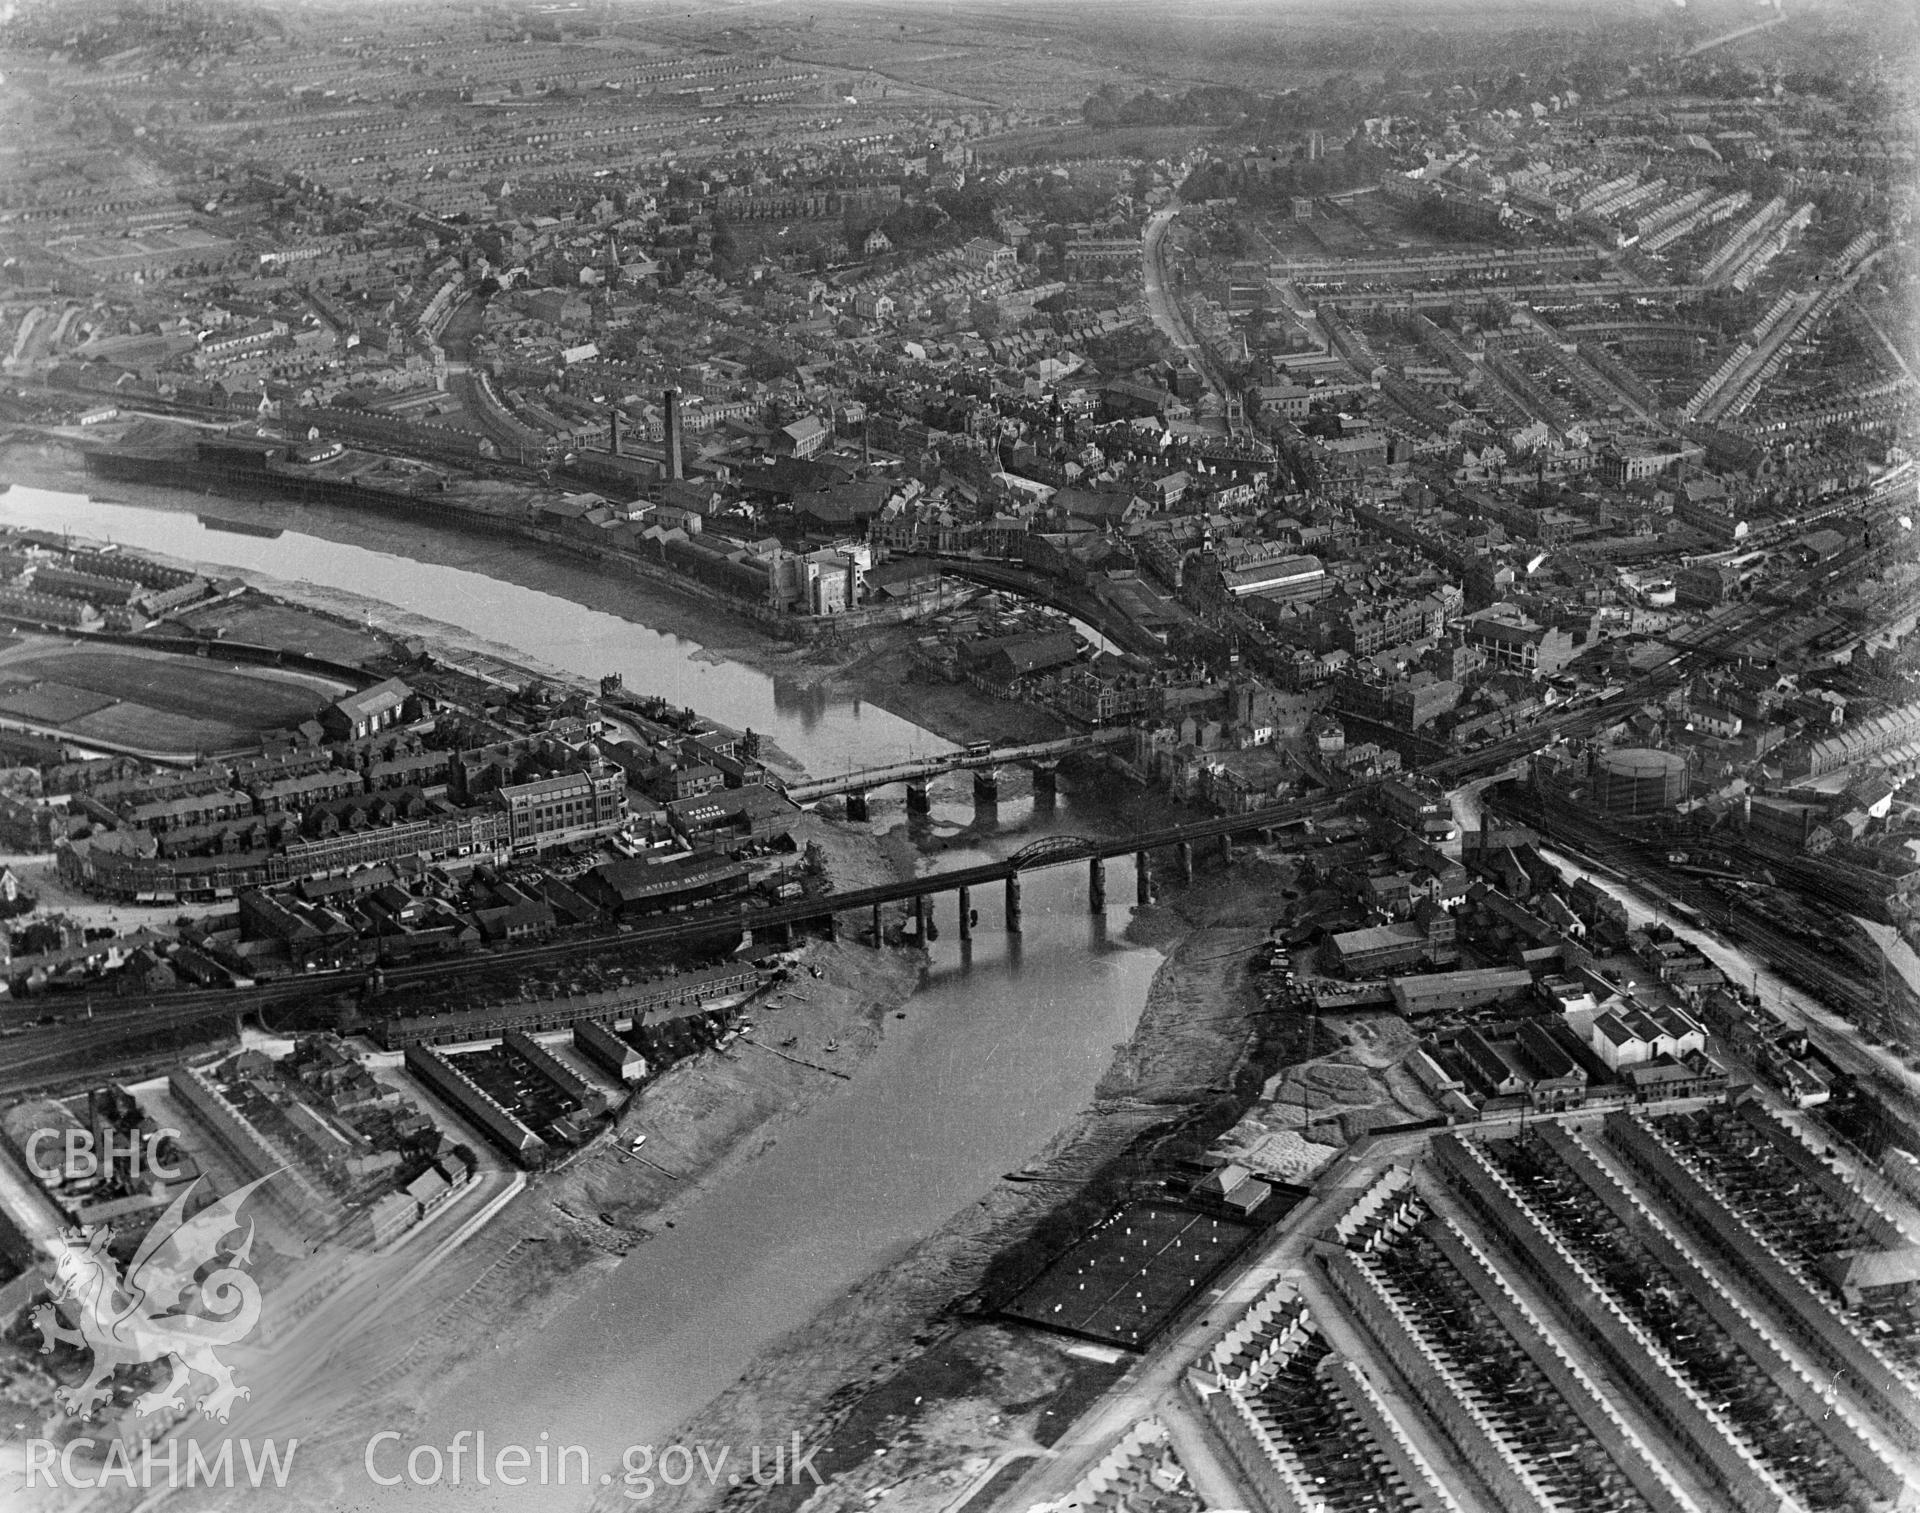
[784,728,1133,814]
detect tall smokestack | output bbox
[665,387,684,481]
[609,407,621,456]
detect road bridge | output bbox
[581,589,1812,937]
[784,729,1133,812]
[0,539,1852,1083]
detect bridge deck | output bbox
[786,729,1131,802]
[613,798,1332,946]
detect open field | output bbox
[0,648,331,731]
[0,640,341,753]
[0,680,115,725]
[59,702,255,752]
[173,599,386,666]
[736,0,1700,104]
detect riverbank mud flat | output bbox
[1,438,1067,757]
[596,856,1347,1513]
[0,446,1309,1513]
[1,809,927,1513]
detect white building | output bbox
[1588,1002,1706,1069]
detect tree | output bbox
[11,917,68,956]
[1082,83,1121,129]
[709,214,738,269]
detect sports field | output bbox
[0,643,338,755]
[173,600,385,666]
[1000,1202,1257,1350]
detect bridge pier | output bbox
[1177,840,1193,884]
[906,778,932,816]
[972,767,1000,803]
[958,885,971,941]
[1089,857,1106,911]
[1136,850,1151,906]
[823,912,838,942]
[1221,834,1235,865]
[1005,873,1022,933]
[1029,760,1058,810]
[845,788,869,823]
[913,893,928,944]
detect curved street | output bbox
[1141,203,1238,419]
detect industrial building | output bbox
[1331,908,1459,977]
[1390,967,1536,1018]
[374,963,757,1048]
[574,1019,646,1083]
[1220,554,1329,605]
[498,762,629,852]
[1591,747,1689,814]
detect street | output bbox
[1140,205,1236,415]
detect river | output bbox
[0,482,1164,1507]
[0,483,938,781]
[444,865,1156,1509]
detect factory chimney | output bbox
[609,407,621,456]
[664,388,685,481]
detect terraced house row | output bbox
[1180,1102,1920,1513]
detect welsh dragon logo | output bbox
[32,1174,273,1423]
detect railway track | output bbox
[1521,798,1884,1021]
[0,516,1876,1083]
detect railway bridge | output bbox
[714,799,1331,949]
[1,558,1842,1089]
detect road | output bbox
[1680,5,1786,57]
[0,529,1843,1090]
[0,477,1885,1100]
[1695,287,1824,423]
[445,368,539,459]
[436,291,488,364]
[1140,205,1238,422]
[1849,297,1919,388]
[993,1093,1728,1513]
[1527,827,1920,1128]
[124,1165,529,1513]
[785,729,1131,803]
